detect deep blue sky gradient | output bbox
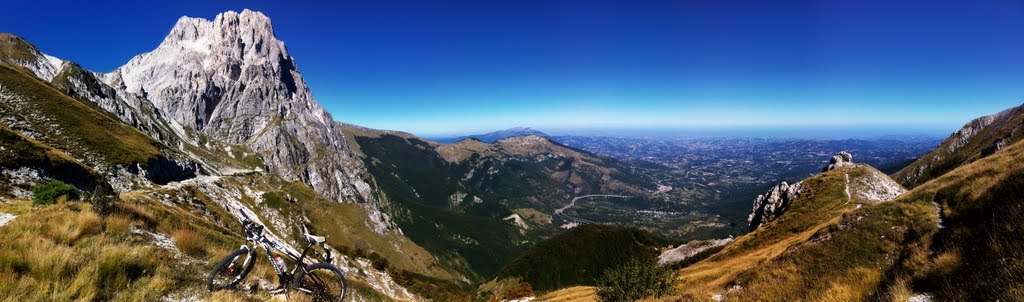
[4,0,1024,136]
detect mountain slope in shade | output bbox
[432,127,548,143]
[103,10,375,205]
[893,103,1024,188]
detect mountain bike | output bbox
[207,208,347,301]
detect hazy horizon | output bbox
[418,124,955,139]
[6,0,1024,135]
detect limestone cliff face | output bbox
[104,10,373,203]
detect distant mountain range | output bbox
[430,127,548,143]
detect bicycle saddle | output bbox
[304,233,326,244]
[301,226,325,244]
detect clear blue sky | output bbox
[4,0,1024,136]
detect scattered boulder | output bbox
[822,151,854,172]
[747,181,803,231]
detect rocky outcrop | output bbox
[849,167,906,203]
[748,181,803,230]
[822,151,854,172]
[104,10,373,203]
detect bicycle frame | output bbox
[236,216,324,288]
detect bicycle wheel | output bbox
[291,263,347,302]
[207,248,256,291]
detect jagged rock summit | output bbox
[103,10,373,203]
[747,181,802,230]
[822,151,853,172]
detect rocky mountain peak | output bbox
[163,10,279,62]
[102,10,375,205]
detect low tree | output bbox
[596,254,677,302]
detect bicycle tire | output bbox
[207,248,256,291]
[291,262,347,302]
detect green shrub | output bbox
[31,180,79,206]
[596,254,677,302]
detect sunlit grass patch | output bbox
[173,229,209,258]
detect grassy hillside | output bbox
[667,164,936,301]
[0,125,103,195]
[662,138,1024,301]
[0,199,259,301]
[893,135,1024,301]
[0,64,161,168]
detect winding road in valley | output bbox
[554,194,631,225]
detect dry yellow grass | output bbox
[0,196,255,301]
[0,201,173,301]
[172,229,208,257]
[104,214,133,236]
[537,286,599,302]
[676,214,846,295]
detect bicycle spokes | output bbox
[294,269,344,302]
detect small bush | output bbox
[31,180,79,206]
[596,255,677,302]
